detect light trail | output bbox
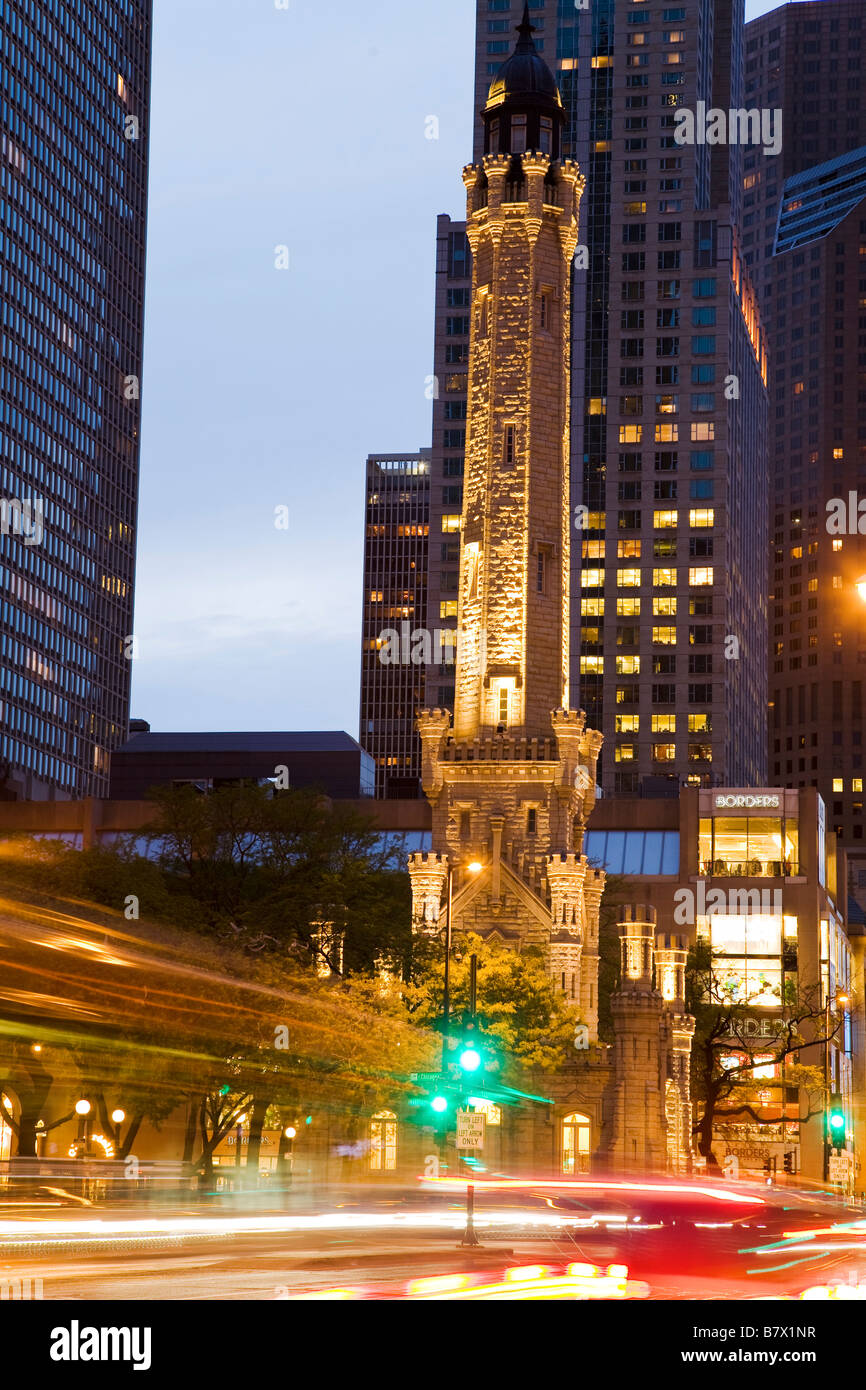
[419,1176,765,1205]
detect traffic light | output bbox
[828,1093,846,1147]
[430,1094,449,1114]
[456,1017,483,1075]
[783,1151,794,1175]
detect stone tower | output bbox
[600,908,695,1172]
[409,7,604,1027]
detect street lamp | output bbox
[856,576,866,602]
[74,1099,91,1158]
[111,1109,125,1125]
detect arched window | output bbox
[369,1109,397,1172]
[562,1111,591,1175]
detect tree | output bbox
[0,874,437,1172]
[686,939,843,1170]
[405,933,581,1073]
[0,786,414,973]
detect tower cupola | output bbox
[483,2,564,159]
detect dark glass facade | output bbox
[0,0,152,799]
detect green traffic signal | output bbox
[431,1095,448,1113]
[828,1092,845,1142]
[458,1046,482,1073]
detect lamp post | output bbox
[74,1099,91,1158]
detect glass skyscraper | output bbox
[0,0,152,800]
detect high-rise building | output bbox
[363,0,769,799]
[480,0,769,797]
[359,225,470,798]
[0,0,153,800]
[360,452,431,798]
[743,1,866,901]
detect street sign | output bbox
[829,1151,853,1183]
[456,1112,485,1151]
[410,1072,446,1083]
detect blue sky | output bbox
[133,0,782,738]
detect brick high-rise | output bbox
[474,1,769,799]
[0,0,153,799]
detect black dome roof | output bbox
[486,4,562,110]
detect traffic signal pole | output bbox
[461,954,480,1248]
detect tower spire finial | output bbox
[516,2,536,49]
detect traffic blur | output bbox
[2,1169,866,1300]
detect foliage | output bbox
[404,932,581,1073]
[686,938,843,1169]
[0,783,413,972]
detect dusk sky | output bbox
[134,0,780,739]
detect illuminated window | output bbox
[499,686,509,723]
[582,568,606,587]
[653,596,676,615]
[655,423,678,442]
[833,778,844,792]
[617,568,641,587]
[652,714,676,732]
[833,448,844,459]
[832,539,843,552]
[654,509,678,528]
[691,422,714,440]
[688,713,711,732]
[615,743,636,762]
[582,540,606,559]
[617,597,641,615]
[616,715,640,732]
[625,201,648,215]
[581,597,605,616]
[587,397,606,416]
[652,626,677,644]
[854,779,863,793]
[562,1112,591,1174]
[580,656,604,674]
[369,1110,397,1172]
[689,567,713,585]
[617,539,642,558]
[586,512,606,529]
[653,567,677,586]
[442,515,461,532]
[440,600,458,619]
[619,425,643,443]
[689,508,714,527]
[617,655,641,674]
[653,742,677,761]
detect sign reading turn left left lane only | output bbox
[457,1112,485,1151]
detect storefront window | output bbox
[699,815,799,875]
